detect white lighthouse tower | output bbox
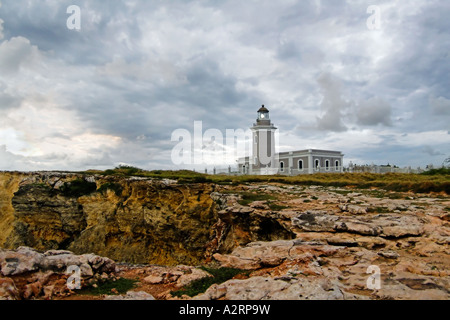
[250,105,278,175]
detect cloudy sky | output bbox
[0,0,449,171]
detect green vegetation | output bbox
[171,267,249,298]
[237,192,276,206]
[78,277,137,296]
[267,203,290,211]
[367,206,389,213]
[83,168,450,194]
[421,168,450,175]
[60,179,97,197]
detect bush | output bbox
[78,278,137,296]
[115,165,143,176]
[60,179,97,197]
[421,168,450,175]
[237,192,276,206]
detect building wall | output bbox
[293,156,309,171]
[278,151,343,175]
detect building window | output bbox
[335,160,340,171]
[298,160,303,171]
[280,161,284,172]
[315,159,320,170]
[325,160,330,171]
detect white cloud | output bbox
[0,0,449,170]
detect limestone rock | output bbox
[0,247,118,299]
[141,265,211,288]
[143,275,164,284]
[194,276,344,300]
[339,204,368,214]
[176,267,212,288]
[292,212,425,238]
[0,246,43,276]
[213,240,343,270]
[104,291,155,300]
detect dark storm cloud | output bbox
[0,0,449,170]
[315,72,350,132]
[421,145,444,157]
[355,97,392,127]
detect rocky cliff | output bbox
[0,172,293,266]
[1,172,449,300]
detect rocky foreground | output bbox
[0,172,449,300]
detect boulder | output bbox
[213,240,343,270]
[141,265,212,288]
[0,246,43,276]
[0,247,116,278]
[143,275,164,284]
[194,276,344,300]
[0,247,118,299]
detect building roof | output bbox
[258,105,269,113]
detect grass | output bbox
[82,168,450,194]
[367,206,389,213]
[421,168,450,175]
[237,192,276,206]
[267,203,290,211]
[170,267,250,298]
[77,277,137,296]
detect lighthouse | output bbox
[250,105,278,174]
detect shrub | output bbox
[237,192,276,206]
[421,168,450,175]
[115,165,143,176]
[78,278,137,296]
[178,176,213,184]
[268,203,289,211]
[60,179,97,197]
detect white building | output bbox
[238,105,344,175]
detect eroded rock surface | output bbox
[1,174,449,300]
[0,246,116,300]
